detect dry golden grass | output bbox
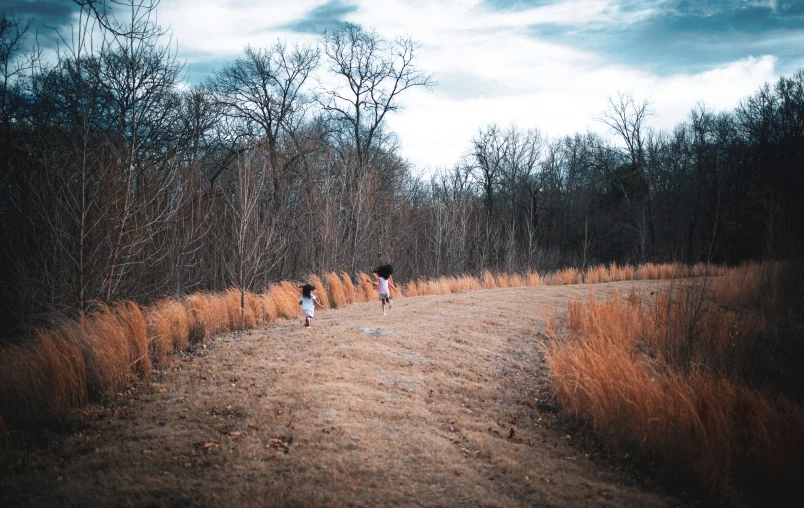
[402,280,418,297]
[269,282,302,319]
[341,272,356,304]
[309,274,330,309]
[549,267,582,285]
[548,267,804,499]
[1,280,687,507]
[325,272,347,308]
[258,292,278,323]
[79,304,145,397]
[585,264,609,284]
[482,270,496,289]
[0,262,730,433]
[145,299,190,367]
[357,272,376,302]
[0,324,87,425]
[526,270,541,286]
[714,261,784,312]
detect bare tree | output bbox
[598,92,656,260]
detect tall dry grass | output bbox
[357,273,376,302]
[326,272,347,308]
[308,274,330,309]
[0,261,728,430]
[341,272,356,304]
[145,299,190,367]
[548,262,804,500]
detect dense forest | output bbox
[1,1,802,334]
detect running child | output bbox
[370,264,397,316]
[299,283,325,328]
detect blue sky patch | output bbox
[281,0,358,34]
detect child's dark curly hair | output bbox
[300,284,315,298]
[373,264,393,279]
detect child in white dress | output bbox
[299,283,324,328]
[370,265,398,316]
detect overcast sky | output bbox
[8,0,804,171]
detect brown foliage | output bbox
[309,275,330,309]
[341,272,356,304]
[0,324,87,424]
[357,273,376,302]
[145,299,190,367]
[548,267,804,498]
[326,272,347,308]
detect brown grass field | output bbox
[0,280,689,507]
[1,262,800,506]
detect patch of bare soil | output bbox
[1,280,684,507]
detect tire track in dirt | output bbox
[1,280,682,507]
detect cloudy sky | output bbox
[8,0,804,171]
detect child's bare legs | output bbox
[381,298,387,315]
[304,315,311,327]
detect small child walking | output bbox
[370,264,398,316]
[299,283,324,328]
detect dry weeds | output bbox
[548,264,804,501]
[0,281,683,507]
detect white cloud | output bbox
[150,0,785,170]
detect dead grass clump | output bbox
[585,264,609,284]
[309,274,330,309]
[79,304,140,397]
[270,282,302,319]
[222,289,246,330]
[714,261,784,313]
[246,292,264,327]
[509,273,523,287]
[145,299,190,366]
[439,276,454,294]
[357,273,376,302]
[325,272,347,308]
[426,279,444,296]
[0,324,87,425]
[495,273,509,288]
[550,267,581,285]
[548,280,804,500]
[482,270,496,289]
[183,293,214,343]
[114,302,149,376]
[636,262,659,280]
[403,280,419,297]
[526,270,541,286]
[416,279,430,296]
[453,275,480,292]
[341,272,356,304]
[259,292,278,323]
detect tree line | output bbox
[1,1,802,335]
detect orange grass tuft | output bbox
[145,299,190,366]
[526,270,541,286]
[549,267,581,285]
[309,274,330,309]
[79,304,145,397]
[357,273,376,302]
[325,272,347,308]
[548,278,804,498]
[270,282,302,319]
[341,272,356,304]
[482,271,496,289]
[585,264,609,284]
[0,324,87,424]
[403,280,419,297]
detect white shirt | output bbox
[378,277,389,294]
[300,295,316,313]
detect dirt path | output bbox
[1,280,683,507]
